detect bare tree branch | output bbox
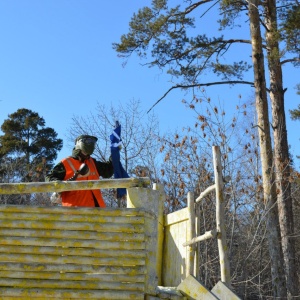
[147,80,254,113]
[281,57,300,65]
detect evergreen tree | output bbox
[289,84,300,120]
[280,1,300,58]
[0,108,62,182]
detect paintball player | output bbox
[45,135,113,207]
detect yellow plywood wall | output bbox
[0,205,149,299]
[162,207,190,287]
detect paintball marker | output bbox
[67,163,89,181]
[50,163,89,204]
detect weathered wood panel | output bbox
[0,177,150,195]
[0,205,148,299]
[211,281,241,299]
[0,288,144,299]
[162,207,190,286]
[177,275,218,300]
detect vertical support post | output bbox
[186,192,196,277]
[213,146,231,284]
[127,184,165,296]
[152,183,165,285]
[195,203,200,281]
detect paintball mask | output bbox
[75,135,98,155]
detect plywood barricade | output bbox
[162,192,197,288]
[0,205,147,299]
[0,178,165,299]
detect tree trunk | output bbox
[248,0,287,298]
[264,0,298,297]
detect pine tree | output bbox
[0,108,63,182]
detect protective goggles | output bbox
[79,137,97,145]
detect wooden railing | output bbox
[0,177,151,195]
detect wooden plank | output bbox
[0,236,145,250]
[0,228,145,242]
[0,211,145,224]
[0,288,144,299]
[0,270,145,282]
[164,207,189,226]
[0,219,145,233]
[0,205,150,218]
[0,177,151,195]
[211,281,241,300]
[0,252,145,266]
[0,245,146,258]
[0,298,141,300]
[0,262,146,274]
[177,275,218,300]
[0,278,145,291]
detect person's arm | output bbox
[93,158,114,179]
[45,162,66,182]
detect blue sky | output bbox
[0,1,299,167]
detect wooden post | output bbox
[213,146,231,284]
[186,192,196,277]
[153,183,165,285]
[127,184,165,297]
